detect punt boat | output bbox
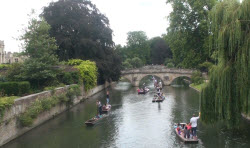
[102,104,111,113]
[175,123,199,144]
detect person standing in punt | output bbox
[190,112,200,138]
[98,100,102,115]
[96,100,99,115]
[106,90,110,105]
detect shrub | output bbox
[75,61,97,91]
[122,61,132,70]
[70,85,81,96]
[166,63,174,68]
[0,75,7,82]
[58,94,68,102]
[28,100,43,118]
[18,81,31,95]
[6,63,23,81]
[41,99,52,111]
[70,72,81,84]
[68,59,84,66]
[199,61,213,72]
[62,72,73,85]
[191,71,204,85]
[0,64,10,69]
[19,113,33,127]
[0,96,18,118]
[0,81,30,96]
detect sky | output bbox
[0,0,172,53]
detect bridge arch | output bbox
[121,65,206,87]
[170,76,192,85]
[137,74,165,86]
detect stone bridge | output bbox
[121,65,207,87]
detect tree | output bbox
[201,0,250,126]
[19,18,59,88]
[122,57,143,69]
[166,0,216,68]
[149,37,172,65]
[125,31,151,64]
[42,0,121,84]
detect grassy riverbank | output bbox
[190,83,207,92]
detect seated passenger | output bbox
[105,104,109,109]
[102,104,106,110]
[174,124,177,129]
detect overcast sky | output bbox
[0,0,171,53]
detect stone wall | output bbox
[0,82,114,146]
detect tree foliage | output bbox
[42,0,121,84]
[166,0,216,68]
[150,37,172,65]
[124,31,151,64]
[68,59,98,91]
[122,57,144,69]
[16,18,59,88]
[201,0,250,126]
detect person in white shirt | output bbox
[190,112,200,138]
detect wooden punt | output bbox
[175,123,198,144]
[155,99,163,102]
[152,98,156,102]
[85,118,98,126]
[138,89,149,95]
[85,114,106,126]
[102,105,111,113]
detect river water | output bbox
[3,81,250,148]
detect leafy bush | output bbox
[130,57,143,68]
[166,63,174,68]
[0,75,7,82]
[18,81,31,95]
[122,57,143,69]
[0,81,30,96]
[68,59,84,66]
[0,64,10,69]
[70,72,81,84]
[58,94,68,102]
[67,59,97,91]
[199,61,213,72]
[62,72,73,85]
[75,61,97,91]
[70,85,81,96]
[0,96,18,118]
[6,63,23,81]
[191,71,204,85]
[41,99,52,111]
[19,113,33,127]
[122,61,132,70]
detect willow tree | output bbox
[201,0,250,126]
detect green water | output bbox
[3,81,250,148]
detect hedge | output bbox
[0,81,30,96]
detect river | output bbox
[3,81,250,148]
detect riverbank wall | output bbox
[0,82,115,146]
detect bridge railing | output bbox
[121,65,196,75]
